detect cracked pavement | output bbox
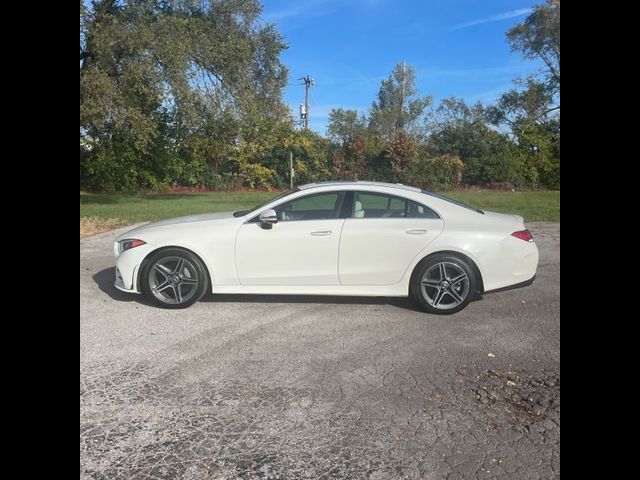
[80,222,560,479]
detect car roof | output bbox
[298,181,423,193]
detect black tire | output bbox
[140,248,209,309]
[410,253,478,315]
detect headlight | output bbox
[118,239,146,254]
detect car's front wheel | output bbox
[140,248,209,309]
[410,254,477,315]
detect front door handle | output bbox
[405,229,427,235]
[311,230,332,236]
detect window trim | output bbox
[349,191,441,220]
[246,190,350,223]
[236,188,300,218]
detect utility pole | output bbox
[399,61,405,131]
[289,151,294,188]
[298,75,315,129]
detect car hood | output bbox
[116,212,236,240]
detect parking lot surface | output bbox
[80,222,560,479]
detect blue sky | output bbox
[261,0,542,134]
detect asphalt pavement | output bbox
[80,222,560,479]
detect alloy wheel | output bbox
[420,261,470,310]
[148,256,199,305]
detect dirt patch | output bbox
[80,217,131,239]
[461,368,560,433]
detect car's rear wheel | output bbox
[410,253,477,315]
[141,248,209,309]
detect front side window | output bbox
[235,188,299,217]
[275,191,346,221]
[353,192,440,219]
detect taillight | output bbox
[511,229,534,242]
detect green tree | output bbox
[326,108,370,180]
[428,98,523,186]
[369,62,432,140]
[327,108,367,145]
[486,1,560,188]
[430,97,485,131]
[406,153,464,191]
[80,0,290,191]
[254,129,333,188]
[487,0,559,128]
[382,132,419,182]
[507,0,559,99]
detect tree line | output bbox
[80,0,559,192]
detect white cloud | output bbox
[449,8,532,31]
[263,0,343,22]
[263,0,384,25]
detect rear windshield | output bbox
[421,191,484,214]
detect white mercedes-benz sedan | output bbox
[113,181,538,314]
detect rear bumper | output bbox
[479,235,539,292]
[484,274,536,294]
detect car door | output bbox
[338,191,444,285]
[235,191,348,285]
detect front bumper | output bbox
[113,243,154,293]
[114,267,140,294]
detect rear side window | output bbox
[353,192,440,219]
[407,200,440,219]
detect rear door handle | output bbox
[311,230,332,236]
[405,229,427,235]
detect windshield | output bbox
[233,188,300,217]
[421,191,484,214]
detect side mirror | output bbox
[259,209,278,229]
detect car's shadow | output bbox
[92,267,425,312]
[92,267,149,304]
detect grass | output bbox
[80,217,131,239]
[81,191,275,223]
[80,191,275,238]
[441,190,560,222]
[80,189,559,238]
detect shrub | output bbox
[241,163,278,190]
[80,144,140,192]
[406,154,464,191]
